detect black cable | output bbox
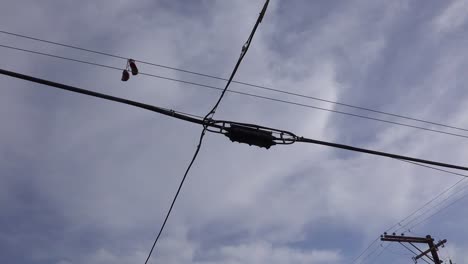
[3,68,468,171]
[143,130,205,264]
[4,44,468,140]
[0,68,213,127]
[143,1,269,263]
[296,137,468,171]
[3,67,468,170]
[203,0,269,120]
[3,30,468,133]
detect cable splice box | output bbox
[224,124,276,149]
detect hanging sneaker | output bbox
[121,69,130,81]
[129,59,139,76]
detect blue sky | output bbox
[1,0,468,263]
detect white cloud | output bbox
[434,0,468,33]
[201,241,341,264]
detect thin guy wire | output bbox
[399,242,431,264]
[407,188,468,231]
[367,243,391,264]
[357,242,383,264]
[4,44,468,140]
[2,29,468,133]
[384,161,468,233]
[350,237,380,264]
[409,242,434,263]
[396,179,468,233]
[357,162,468,264]
[384,244,414,258]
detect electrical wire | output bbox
[356,242,383,264]
[399,242,431,264]
[407,189,468,231]
[390,164,468,233]
[3,29,468,134]
[367,243,391,264]
[350,237,380,264]
[383,243,414,258]
[384,163,468,233]
[5,67,468,172]
[396,185,468,233]
[143,130,206,264]
[4,43,468,141]
[352,162,468,264]
[296,137,468,171]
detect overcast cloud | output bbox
[1,0,468,263]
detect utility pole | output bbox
[381,233,447,263]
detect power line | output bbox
[3,30,468,134]
[353,163,468,264]
[2,67,468,168]
[407,188,468,231]
[396,184,468,233]
[356,242,383,264]
[4,44,468,140]
[350,237,380,263]
[143,131,205,264]
[390,163,468,233]
[295,137,468,171]
[367,243,391,264]
[384,163,467,233]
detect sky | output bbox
[1,0,468,263]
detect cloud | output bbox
[2,1,468,264]
[433,0,468,33]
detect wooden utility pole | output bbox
[381,233,447,264]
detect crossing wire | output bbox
[3,44,468,140]
[2,29,468,133]
[141,1,270,263]
[352,163,468,264]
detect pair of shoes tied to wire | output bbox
[121,59,139,81]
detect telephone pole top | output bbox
[381,233,447,264]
